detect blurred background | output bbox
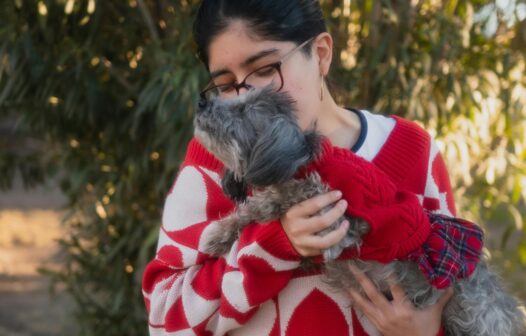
[0,0,525,335]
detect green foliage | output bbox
[1,0,525,334]
[1,0,205,334]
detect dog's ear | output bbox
[245,119,317,186]
[221,169,248,202]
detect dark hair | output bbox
[193,0,327,69]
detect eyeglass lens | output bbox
[203,64,282,100]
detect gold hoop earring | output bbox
[320,75,325,101]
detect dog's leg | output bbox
[205,190,291,256]
[205,204,255,256]
[244,190,285,223]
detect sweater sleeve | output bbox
[142,163,301,335]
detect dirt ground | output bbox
[0,176,76,335]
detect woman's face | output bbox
[207,21,323,130]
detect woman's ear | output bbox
[313,32,333,76]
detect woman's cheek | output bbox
[280,77,319,130]
[295,109,317,131]
[296,93,320,130]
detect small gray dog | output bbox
[194,87,525,335]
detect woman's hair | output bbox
[193,0,327,69]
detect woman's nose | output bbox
[236,83,253,96]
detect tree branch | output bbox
[136,0,161,44]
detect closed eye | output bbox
[252,64,278,77]
[218,85,236,93]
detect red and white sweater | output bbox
[142,111,456,336]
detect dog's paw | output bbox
[323,245,344,261]
[203,219,239,256]
[205,228,236,256]
[206,238,234,256]
[322,217,370,261]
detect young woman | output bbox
[142,1,458,335]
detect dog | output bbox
[193,87,525,335]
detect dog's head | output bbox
[194,87,320,200]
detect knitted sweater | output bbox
[142,111,456,336]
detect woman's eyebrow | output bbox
[210,48,279,79]
[210,69,230,79]
[242,48,279,67]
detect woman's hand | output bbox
[347,264,454,336]
[281,190,350,257]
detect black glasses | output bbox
[200,37,315,101]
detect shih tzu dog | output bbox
[193,87,525,335]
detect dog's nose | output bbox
[198,97,208,110]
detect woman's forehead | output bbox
[207,21,292,73]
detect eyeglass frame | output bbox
[200,37,315,100]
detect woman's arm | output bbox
[142,164,301,335]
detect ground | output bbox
[0,176,76,335]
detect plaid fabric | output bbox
[408,212,484,289]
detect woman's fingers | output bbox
[387,275,412,308]
[289,190,342,217]
[348,288,381,325]
[435,287,454,310]
[349,264,391,311]
[281,190,349,256]
[304,199,348,233]
[303,220,350,250]
[347,269,452,336]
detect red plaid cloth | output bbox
[408,212,484,289]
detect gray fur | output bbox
[194,87,526,335]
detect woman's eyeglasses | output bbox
[200,37,315,101]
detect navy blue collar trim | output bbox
[346,107,368,152]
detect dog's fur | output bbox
[194,87,525,335]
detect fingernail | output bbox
[339,200,347,208]
[342,220,350,229]
[333,190,342,198]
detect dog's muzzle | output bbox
[198,97,208,110]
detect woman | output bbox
[142,1,457,335]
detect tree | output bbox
[1,0,204,334]
[1,0,524,334]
